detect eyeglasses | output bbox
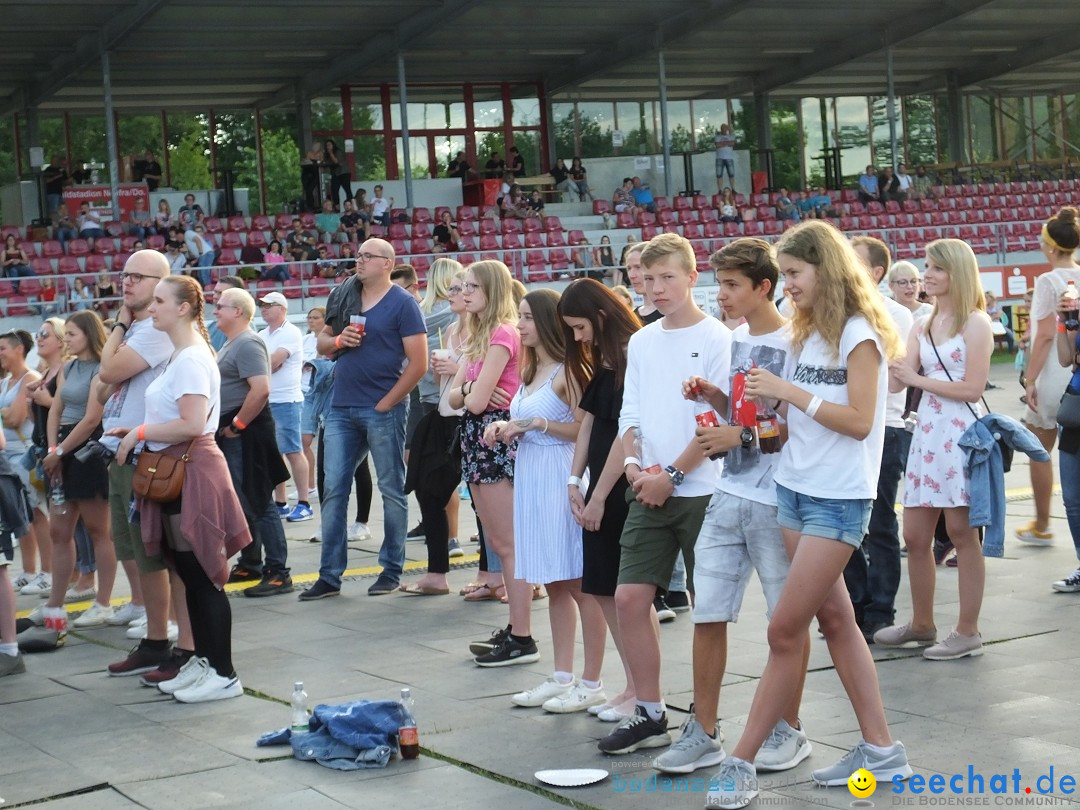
[37,330,51,339]
[463,281,480,292]
[358,252,392,262]
[891,279,919,287]
[119,272,163,284]
[447,285,463,295]
[214,304,239,312]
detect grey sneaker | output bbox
[811,739,913,786]
[754,718,812,772]
[0,652,26,677]
[872,621,936,648]
[704,756,758,809]
[923,630,982,660]
[652,712,725,774]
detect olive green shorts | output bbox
[616,490,710,591]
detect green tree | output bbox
[236,129,300,215]
[735,100,805,190]
[169,130,212,190]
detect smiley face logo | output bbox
[848,768,876,798]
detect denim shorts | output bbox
[774,484,871,548]
[270,401,303,454]
[693,491,790,624]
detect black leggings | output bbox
[173,550,234,679]
[330,174,353,206]
[316,426,373,522]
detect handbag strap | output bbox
[926,327,988,422]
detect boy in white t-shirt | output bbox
[597,233,732,755]
[368,184,394,227]
[652,238,810,778]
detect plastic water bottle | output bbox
[633,428,662,474]
[457,481,471,501]
[291,682,309,733]
[1064,280,1080,331]
[398,687,420,760]
[49,475,67,515]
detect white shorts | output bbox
[692,490,790,624]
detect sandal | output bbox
[500,585,548,604]
[459,582,484,596]
[464,583,505,602]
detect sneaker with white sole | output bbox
[811,739,912,786]
[598,704,634,722]
[173,668,243,703]
[12,571,30,590]
[285,504,314,522]
[754,718,812,772]
[705,756,758,809]
[923,630,982,660]
[348,522,371,542]
[1052,569,1080,593]
[872,621,937,648]
[72,602,114,628]
[1015,522,1053,545]
[20,571,52,595]
[26,604,45,627]
[107,602,146,626]
[511,677,573,707]
[597,705,671,754]
[63,586,96,604]
[543,681,607,714]
[158,656,210,694]
[127,618,179,642]
[652,711,725,774]
[448,538,465,558]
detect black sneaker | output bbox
[107,641,172,677]
[666,590,691,613]
[298,579,341,601]
[469,627,509,656]
[474,635,541,668]
[597,705,672,754]
[933,538,955,565]
[861,620,890,644]
[244,573,294,597]
[139,649,193,687]
[367,574,399,596]
[654,595,676,623]
[407,523,426,541]
[227,564,261,585]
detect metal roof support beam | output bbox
[398,53,414,209]
[103,50,121,221]
[658,49,672,198]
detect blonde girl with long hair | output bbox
[875,239,993,660]
[710,221,910,806]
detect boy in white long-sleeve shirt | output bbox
[598,233,732,755]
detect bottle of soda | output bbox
[49,474,67,516]
[398,687,420,760]
[633,428,662,474]
[1064,280,1080,331]
[756,404,782,455]
[690,384,724,461]
[291,681,309,733]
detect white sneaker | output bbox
[158,656,210,694]
[107,602,146,626]
[126,619,179,642]
[348,522,371,542]
[20,571,52,595]
[12,571,30,590]
[511,677,574,707]
[63,586,96,604]
[173,669,243,703]
[543,682,607,714]
[72,602,114,628]
[26,604,45,626]
[598,704,634,722]
[754,718,812,772]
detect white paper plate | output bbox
[535,768,609,787]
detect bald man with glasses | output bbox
[301,238,428,600]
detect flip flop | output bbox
[500,585,548,604]
[459,582,484,596]
[464,583,505,602]
[398,583,451,596]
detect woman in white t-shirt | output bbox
[111,275,252,705]
[1018,207,1080,544]
[712,221,909,802]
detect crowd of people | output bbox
[2,204,1079,808]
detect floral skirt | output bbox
[461,409,516,484]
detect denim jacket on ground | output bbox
[959,413,1049,557]
[256,699,404,770]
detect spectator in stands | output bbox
[858,165,879,204]
[612,178,640,219]
[448,151,473,180]
[93,273,116,319]
[137,151,163,191]
[53,209,77,251]
[527,190,545,215]
[177,194,204,231]
[339,199,365,244]
[368,184,394,227]
[508,146,526,178]
[261,241,289,282]
[337,244,357,277]
[573,238,601,280]
[433,211,460,254]
[315,199,342,244]
[2,235,33,289]
[43,156,70,216]
[164,240,187,274]
[879,166,901,203]
[70,160,90,185]
[984,292,1015,353]
[549,158,575,203]
[713,123,737,191]
[126,196,152,240]
[323,140,352,210]
[300,144,322,213]
[719,188,741,223]
[911,165,933,200]
[948,162,967,185]
[155,199,174,233]
[485,152,506,179]
[77,203,105,241]
[185,224,217,287]
[807,186,838,219]
[595,235,615,276]
[285,218,318,264]
[896,163,913,202]
[502,187,531,221]
[35,277,59,315]
[630,177,657,213]
[775,188,800,221]
[67,277,91,311]
[570,157,593,201]
[316,245,339,279]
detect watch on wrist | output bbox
[664,465,685,487]
[54,446,65,458]
[740,427,755,450]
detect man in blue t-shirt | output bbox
[300,237,428,600]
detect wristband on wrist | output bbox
[623,456,641,470]
[137,424,146,441]
[232,417,247,431]
[805,395,823,420]
[567,475,583,488]
[335,334,343,349]
[113,321,128,333]
[48,445,57,454]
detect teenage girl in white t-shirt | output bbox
[710,221,910,806]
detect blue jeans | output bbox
[320,403,409,588]
[843,426,911,626]
[1060,436,1080,562]
[194,252,215,286]
[668,552,687,593]
[221,435,289,575]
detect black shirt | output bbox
[510,153,525,177]
[140,161,163,191]
[433,223,457,245]
[485,158,505,179]
[551,165,570,185]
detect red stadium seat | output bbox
[412,207,432,224]
[204,217,224,234]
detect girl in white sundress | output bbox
[875,238,993,661]
[485,289,608,713]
